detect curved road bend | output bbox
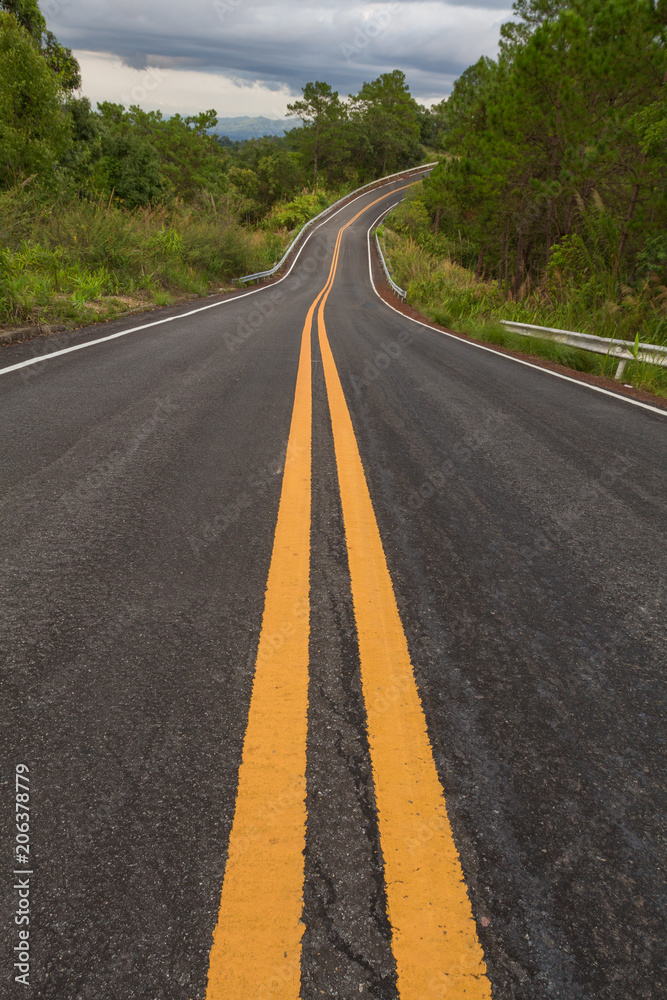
[1,175,665,1000]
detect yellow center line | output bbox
[204,181,452,1000]
[204,280,329,1000]
[203,187,372,996]
[317,217,492,998]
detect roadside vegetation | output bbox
[4,0,664,401]
[0,1,437,332]
[380,221,667,397]
[382,0,667,396]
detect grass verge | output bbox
[380,227,667,399]
[0,186,340,335]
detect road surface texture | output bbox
[2,175,666,1000]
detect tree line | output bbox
[419,0,667,297]
[4,0,664,302]
[0,0,437,221]
[0,0,441,327]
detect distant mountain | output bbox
[211,116,296,141]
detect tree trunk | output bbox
[475,248,485,280]
[615,155,646,279]
[513,227,525,299]
[434,207,441,234]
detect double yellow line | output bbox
[205,190,492,1000]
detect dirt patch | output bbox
[0,323,67,346]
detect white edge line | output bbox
[235,162,438,283]
[0,172,428,378]
[366,212,667,419]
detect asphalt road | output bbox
[1,175,666,1000]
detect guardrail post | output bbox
[500,320,667,379]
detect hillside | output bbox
[211,116,294,141]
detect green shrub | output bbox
[382,225,667,398]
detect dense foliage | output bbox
[285,71,424,185]
[416,0,667,333]
[7,0,663,374]
[0,4,431,210]
[0,2,435,327]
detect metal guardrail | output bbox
[233,163,437,286]
[501,320,667,380]
[374,227,407,300]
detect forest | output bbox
[381,0,667,392]
[0,0,434,329]
[2,0,666,397]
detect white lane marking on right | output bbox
[366,212,667,419]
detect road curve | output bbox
[1,175,666,1000]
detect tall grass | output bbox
[0,178,367,330]
[0,187,293,328]
[381,227,667,398]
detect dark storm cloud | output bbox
[45,1,513,99]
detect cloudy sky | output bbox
[44,0,513,116]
